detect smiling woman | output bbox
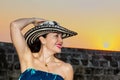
[10,18,78,80]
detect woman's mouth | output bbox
[56,44,62,49]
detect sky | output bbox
[0,0,120,51]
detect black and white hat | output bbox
[24,21,78,46]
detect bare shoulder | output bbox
[55,58,74,80]
[56,58,73,71]
[61,61,73,73]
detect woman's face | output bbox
[42,32,63,53]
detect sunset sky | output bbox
[0,0,120,51]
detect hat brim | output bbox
[24,22,77,46]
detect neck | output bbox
[38,47,55,66]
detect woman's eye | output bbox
[53,34,59,38]
[55,35,58,38]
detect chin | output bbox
[56,50,61,53]
[55,48,61,53]
[52,47,62,53]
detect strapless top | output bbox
[18,68,64,80]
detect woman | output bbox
[10,18,77,80]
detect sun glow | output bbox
[103,42,109,48]
[89,33,120,51]
[100,38,120,51]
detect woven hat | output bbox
[24,21,78,46]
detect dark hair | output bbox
[28,34,47,53]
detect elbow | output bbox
[10,21,19,34]
[10,21,20,32]
[10,21,17,28]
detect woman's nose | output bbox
[58,35,63,43]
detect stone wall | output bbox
[0,42,120,80]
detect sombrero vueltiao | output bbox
[24,21,78,46]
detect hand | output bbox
[32,18,46,26]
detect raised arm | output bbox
[10,18,45,58]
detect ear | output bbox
[39,36,46,44]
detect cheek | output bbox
[45,41,57,52]
[46,39,56,47]
[47,37,57,43]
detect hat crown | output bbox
[38,21,60,28]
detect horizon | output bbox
[1,41,120,52]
